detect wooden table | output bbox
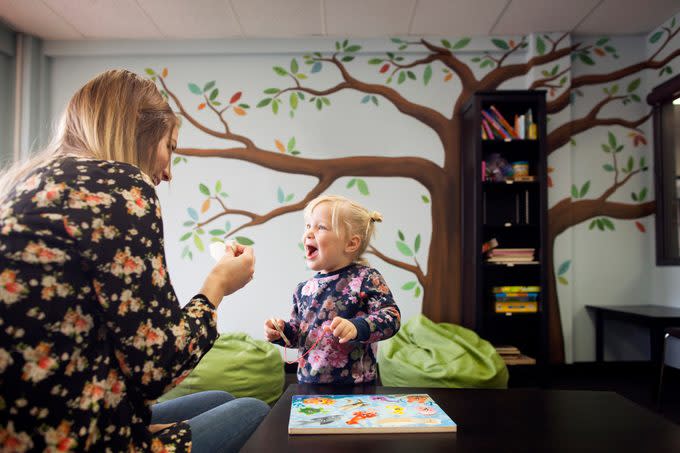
[586,304,680,365]
[241,384,680,452]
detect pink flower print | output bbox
[326,348,348,369]
[348,276,362,293]
[0,269,27,305]
[301,279,319,296]
[307,349,328,369]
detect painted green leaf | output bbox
[536,36,546,55]
[341,56,354,62]
[579,54,595,65]
[311,61,322,73]
[558,260,571,276]
[596,219,605,231]
[571,185,579,199]
[220,192,229,198]
[558,276,569,285]
[188,83,202,95]
[209,88,219,101]
[596,37,610,46]
[235,236,254,246]
[322,97,330,106]
[423,65,432,86]
[441,39,452,49]
[627,78,641,92]
[290,92,298,110]
[199,184,210,196]
[414,234,421,253]
[608,132,617,149]
[345,45,361,53]
[193,234,205,252]
[316,98,322,110]
[398,230,405,241]
[480,59,493,68]
[632,192,639,201]
[580,181,590,198]
[277,187,284,203]
[492,39,509,50]
[603,164,614,172]
[639,187,648,201]
[611,84,619,94]
[203,81,216,93]
[452,37,470,50]
[398,72,406,84]
[402,281,417,290]
[414,286,421,298]
[601,218,615,230]
[287,137,296,152]
[180,232,192,241]
[209,229,226,236]
[589,220,597,230]
[627,156,634,172]
[273,66,288,76]
[640,156,646,169]
[195,228,205,235]
[188,207,198,221]
[396,241,414,257]
[347,178,357,188]
[422,195,430,203]
[650,31,663,44]
[368,58,382,65]
[225,221,231,232]
[407,71,416,80]
[272,100,280,114]
[183,221,195,227]
[371,96,378,106]
[285,193,294,202]
[145,68,155,75]
[257,98,272,108]
[291,151,300,156]
[357,179,369,195]
[601,144,611,153]
[290,58,299,74]
[215,180,222,194]
[264,88,280,94]
[631,94,641,102]
[173,156,182,165]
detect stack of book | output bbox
[480,105,537,140]
[485,248,536,264]
[494,345,536,365]
[492,285,541,313]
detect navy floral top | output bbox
[0,156,218,452]
[274,264,400,384]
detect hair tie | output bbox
[370,211,383,223]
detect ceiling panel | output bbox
[137,0,243,38]
[231,0,322,37]
[492,0,599,35]
[410,0,510,36]
[0,0,82,39]
[43,0,160,39]
[325,0,416,37]
[575,0,680,35]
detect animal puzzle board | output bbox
[288,394,457,434]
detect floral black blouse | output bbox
[0,156,218,452]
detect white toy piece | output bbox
[209,241,237,261]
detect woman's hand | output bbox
[330,317,357,343]
[264,318,285,342]
[200,244,255,308]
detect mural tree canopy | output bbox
[150,18,680,362]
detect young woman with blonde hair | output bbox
[0,69,268,452]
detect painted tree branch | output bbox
[550,198,655,237]
[529,67,570,90]
[419,39,477,89]
[367,245,426,284]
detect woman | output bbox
[0,69,269,452]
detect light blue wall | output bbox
[0,22,15,167]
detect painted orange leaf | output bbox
[233,106,246,116]
[548,166,554,173]
[230,91,242,104]
[594,48,605,56]
[635,221,646,233]
[444,73,453,82]
[201,199,211,213]
[275,140,285,153]
[379,64,390,74]
[198,103,206,110]
[509,40,515,47]
[162,68,168,78]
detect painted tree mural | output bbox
[148,16,680,363]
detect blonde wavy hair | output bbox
[304,194,383,266]
[0,69,178,200]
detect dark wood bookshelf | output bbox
[461,91,548,367]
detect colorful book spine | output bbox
[481,118,496,140]
[489,105,519,138]
[481,111,511,140]
[495,302,538,313]
[492,286,541,293]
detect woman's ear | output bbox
[345,234,361,254]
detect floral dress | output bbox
[0,156,218,452]
[274,263,401,384]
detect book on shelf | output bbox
[494,345,521,355]
[481,110,512,140]
[492,286,541,293]
[481,237,499,253]
[489,105,519,139]
[495,301,538,313]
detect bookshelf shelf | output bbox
[461,90,548,367]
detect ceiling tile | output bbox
[325,0,416,37]
[575,0,680,35]
[411,0,510,36]
[232,0,322,37]
[492,0,599,35]
[43,0,161,39]
[136,0,242,38]
[0,0,82,39]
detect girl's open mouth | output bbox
[305,245,318,259]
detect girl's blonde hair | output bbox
[304,194,383,266]
[0,69,178,200]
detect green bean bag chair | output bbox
[378,314,508,389]
[158,332,284,405]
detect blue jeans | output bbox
[151,391,269,452]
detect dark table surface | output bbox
[241,383,680,452]
[585,304,680,318]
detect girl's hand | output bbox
[200,245,255,308]
[330,317,357,344]
[264,318,285,342]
